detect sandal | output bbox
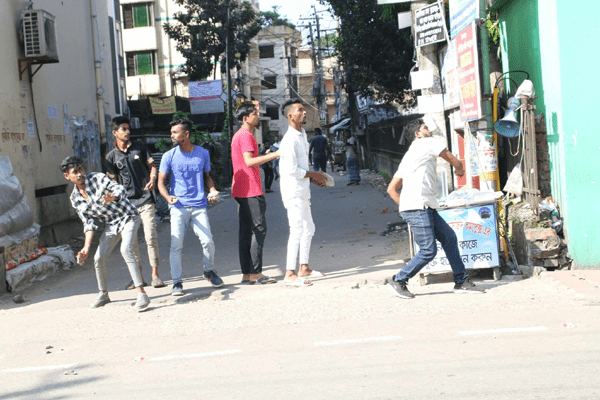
[125,280,148,290]
[250,276,276,285]
[151,278,166,288]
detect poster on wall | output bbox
[414,203,500,273]
[449,0,479,39]
[189,80,225,114]
[456,22,482,121]
[149,96,176,114]
[439,39,461,109]
[476,131,499,183]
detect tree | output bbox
[164,0,262,81]
[320,0,415,104]
[259,6,296,29]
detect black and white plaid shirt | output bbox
[69,172,138,234]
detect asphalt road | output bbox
[1,172,599,400]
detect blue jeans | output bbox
[395,208,467,284]
[169,206,215,284]
[312,154,327,172]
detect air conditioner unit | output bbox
[21,10,59,61]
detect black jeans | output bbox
[313,154,327,172]
[263,167,274,190]
[235,196,267,275]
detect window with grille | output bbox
[123,3,153,29]
[261,75,277,90]
[126,51,156,76]
[266,106,279,120]
[259,45,275,59]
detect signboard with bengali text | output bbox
[414,203,500,273]
[415,2,446,48]
[456,22,482,121]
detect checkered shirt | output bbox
[69,172,139,234]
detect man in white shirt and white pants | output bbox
[279,99,328,287]
[386,121,485,299]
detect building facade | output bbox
[0,0,126,245]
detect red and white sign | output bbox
[456,22,482,121]
[189,80,225,114]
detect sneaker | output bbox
[204,270,224,288]
[347,181,356,186]
[171,282,185,296]
[90,291,111,308]
[134,292,151,312]
[387,278,415,299]
[453,278,486,294]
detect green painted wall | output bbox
[499,0,600,268]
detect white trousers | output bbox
[284,198,315,271]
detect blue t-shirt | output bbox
[159,145,211,208]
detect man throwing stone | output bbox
[279,99,327,287]
[61,156,150,311]
[231,102,280,284]
[157,117,224,296]
[386,121,485,299]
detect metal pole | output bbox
[225,3,233,180]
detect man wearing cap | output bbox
[60,156,151,311]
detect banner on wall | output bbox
[439,39,461,109]
[414,203,500,273]
[149,96,176,114]
[456,22,482,121]
[189,80,225,114]
[449,0,479,39]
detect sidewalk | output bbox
[539,269,600,302]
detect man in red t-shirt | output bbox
[231,102,280,284]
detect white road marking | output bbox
[150,349,242,362]
[315,336,403,347]
[2,363,78,374]
[459,326,549,336]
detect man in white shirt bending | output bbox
[386,121,485,299]
[279,99,327,287]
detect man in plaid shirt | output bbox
[60,156,151,311]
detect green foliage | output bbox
[155,111,216,153]
[320,0,415,104]
[163,0,262,81]
[486,19,501,47]
[259,6,296,29]
[378,171,391,182]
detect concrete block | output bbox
[544,258,560,267]
[521,265,546,279]
[526,228,561,260]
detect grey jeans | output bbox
[94,215,143,291]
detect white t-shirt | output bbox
[394,137,447,212]
[279,125,310,206]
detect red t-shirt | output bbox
[231,128,263,198]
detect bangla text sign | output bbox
[414,2,446,48]
[456,22,482,121]
[189,80,225,114]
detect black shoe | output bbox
[387,278,415,299]
[355,181,360,185]
[204,270,224,287]
[347,181,356,186]
[453,278,486,293]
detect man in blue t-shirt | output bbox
[157,117,224,296]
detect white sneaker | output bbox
[134,293,151,312]
[90,292,111,308]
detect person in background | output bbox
[345,131,361,185]
[308,127,328,172]
[259,140,275,193]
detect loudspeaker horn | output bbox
[495,97,521,138]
